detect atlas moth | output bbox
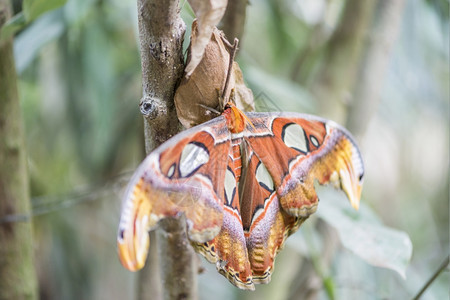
[117,100,364,290]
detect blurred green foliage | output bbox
[8,0,449,299]
[1,0,67,39]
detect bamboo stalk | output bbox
[0,1,38,299]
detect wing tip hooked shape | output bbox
[117,180,152,272]
[324,127,364,211]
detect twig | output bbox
[412,255,449,300]
[221,37,239,106]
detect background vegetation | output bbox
[1,0,448,299]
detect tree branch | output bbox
[136,1,197,299]
[137,0,185,150]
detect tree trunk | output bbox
[0,1,38,299]
[135,1,197,299]
[311,0,377,123]
[346,0,406,138]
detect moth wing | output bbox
[244,112,364,217]
[193,143,255,290]
[239,146,307,286]
[118,116,230,271]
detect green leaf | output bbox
[23,0,67,22]
[13,10,65,73]
[1,0,67,41]
[323,276,336,300]
[315,184,413,279]
[0,13,26,41]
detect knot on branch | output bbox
[140,96,160,119]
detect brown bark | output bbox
[137,0,185,150]
[137,231,162,300]
[136,1,197,299]
[0,1,38,299]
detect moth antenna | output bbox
[198,104,221,115]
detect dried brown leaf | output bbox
[185,0,227,76]
[174,22,254,128]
